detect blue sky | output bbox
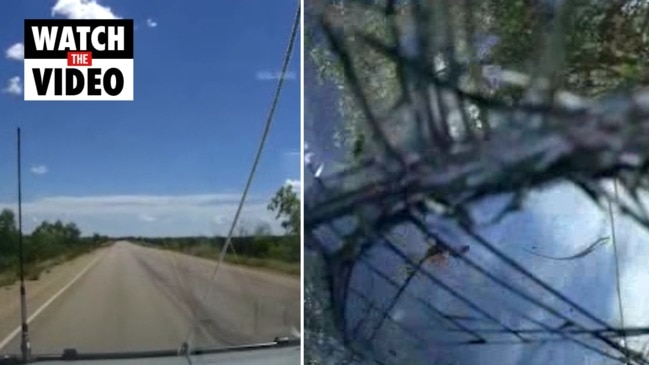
[0,0,301,236]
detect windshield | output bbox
[0,0,301,360]
[304,0,649,364]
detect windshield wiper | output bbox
[0,336,299,364]
[182,336,299,357]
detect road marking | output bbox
[0,250,106,351]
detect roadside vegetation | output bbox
[130,183,302,276]
[0,209,108,286]
[130,233,300,276]
[0,182,301,284]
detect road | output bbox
[0,241,300,355]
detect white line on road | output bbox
[0,251,105,351]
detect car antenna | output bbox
[17,128,32,362]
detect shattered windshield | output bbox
[304,0,649,364]
[0,0,301,361]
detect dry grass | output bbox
[152,243,301,277]
[223,254,301,276]
[0,245,104,287]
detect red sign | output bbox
[67,51,92,66]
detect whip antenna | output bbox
[17,127,31,362]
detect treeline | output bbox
[125,182,302,271]
[122,234,300,264]
[0,179,301,279]
[0,209,107,280]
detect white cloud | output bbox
[34,194,243,208]
[146,18,158,28]
[52,0,120,19]
[0,193,279,237]
[284,151,300,158]
[304,152,314,165]
[285,179,301,192]
[138,213,157,222]
[5,43,24,61]
[256,71,296,81]
[281,152,301,186]
[2,76,22,95]
[30,165,49,175]
[211,216,229,226]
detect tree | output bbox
[0,213,103,280]
[237,223,251,238]
[0,209,18,271]
[268,184,301,235]
[63,222,81,245]
[308,0,399,162]
[0,209,16,231]
[253,221,272,236]
[483,0,649,96]
[0,209,17,247]
[30,221,59,262]
[250,222,272,258]
[308,0,649,160]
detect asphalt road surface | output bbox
[0,241,300,355]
